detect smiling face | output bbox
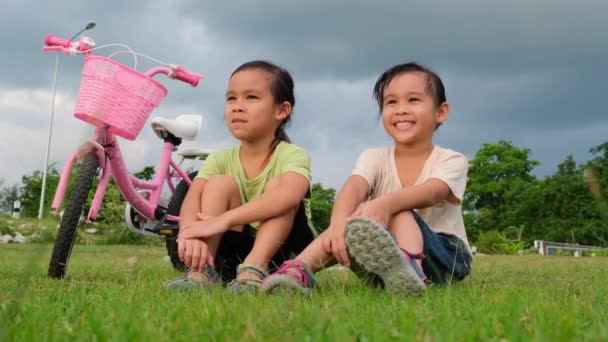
[224,68,289,142]
[381,71,449,146]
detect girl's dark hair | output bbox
[231,60,295,152]
[372,62,446,111]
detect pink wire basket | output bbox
[74,56,168,140]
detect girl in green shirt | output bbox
[168,61,316,292]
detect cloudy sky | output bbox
[1,0,606,191]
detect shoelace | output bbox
[400,248,428,282]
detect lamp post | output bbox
[38,22,96,220]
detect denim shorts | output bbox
[412,211,472,284]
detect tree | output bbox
[585,142,608,245]
[18,164,60,217]
[530,156,603,245]
[464,140,539,235]
[465,140,539,211]
[134,166,156,180]
[310,182,336,232]
[588,142,608,195]
[466,150,608,247]
[0,184,20,215]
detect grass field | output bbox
[1,244,606,341]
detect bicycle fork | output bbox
[51,138,108,221]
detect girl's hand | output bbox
[349,198,391,228]
[321,223,350,267]
[179,214,231,239]
[177,238,214,271]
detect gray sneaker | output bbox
[166,265,221,291]
[345,217,427,296]
[349,258,384,288]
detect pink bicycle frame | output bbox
[51,65,198,223]
[52,127,192,222]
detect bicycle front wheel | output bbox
[48,152,99,279]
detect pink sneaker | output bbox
[260,260,318,296]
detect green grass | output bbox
[1,244,606,341]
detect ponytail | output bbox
[270,124,291,154]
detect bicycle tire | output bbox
[165,172,197,272]
[48,152,99,279]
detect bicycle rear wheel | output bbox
[48,152,99,279]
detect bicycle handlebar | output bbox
[45,34,72,48]
[173,66,202,87]
[42,46,80,55]
[43,33,203,87]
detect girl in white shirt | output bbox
[262,62,472,296]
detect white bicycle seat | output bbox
[150,114,202,141]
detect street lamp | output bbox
[70,22,96,40]
[38,22,96,220]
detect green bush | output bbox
[101,225,161,246]
[496,241,528,255]
[475,230,528,255]
[590,248,608,257]
[29,224,58,243]
[522,247,539,255]
[0,221,14,235]
[475,230,503,254]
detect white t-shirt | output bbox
[352,145,470,248]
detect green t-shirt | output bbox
[196,142,315,233]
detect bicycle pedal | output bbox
[158,229,175,236]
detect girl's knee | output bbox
[263,177,301,213]
[202,176,241,209]
[393,210,414,220]
[389,210,417,230]
[205,175,239,193]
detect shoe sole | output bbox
[345,217,425,296]
[260,275,312,296]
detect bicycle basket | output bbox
[74,56,168,140]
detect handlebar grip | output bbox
[45,34,72,48]
[42,46,68,53]
[174,66,203,87]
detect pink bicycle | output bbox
[43,33,205,278]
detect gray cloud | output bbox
[181,0,608,77]
[0,0,606,192]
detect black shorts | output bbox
[213,202,315,281]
